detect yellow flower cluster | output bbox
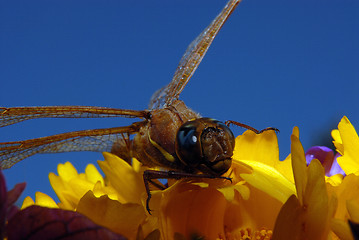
[22,116,359,240]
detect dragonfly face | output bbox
[176,118,235,176]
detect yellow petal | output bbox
[224,182,282,233]
[48,172,69,208]
[160,183,227,240]
[85,163,104,185]
[331,129,344,155]
[34,192,59,208]
[347,200,359,222]
[304,159,330,239]
[49,172,77,210]
[98,152,145,204]
[328,174,359,220]
[273,160,331,240]
[239,160,296,203]
[68,177,97,198]
[77,191,146,240]
[59,191,80,210]
[331,219,354,240]
[272,195,304,240]
[291,130,307,205]
[326,174,344,186]
[92,181,118,200]
[292,126,300,138]
[233,129,279,166]
[273,154,294,183]
[21,196,34,209]
[337,116,359,175]
[217,184,250,202]
[132,158,144,173]
[57,162,78,181]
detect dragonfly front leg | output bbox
[225,120,279,134]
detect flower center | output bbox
[220,227,273,240]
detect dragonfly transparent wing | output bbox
[0,106,149,127]
[0,124,142,169]
[149,0,240,109]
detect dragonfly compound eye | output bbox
[176,120,202,167]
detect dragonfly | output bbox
[0,0,276,212]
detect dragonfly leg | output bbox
[225,120,279,134]
[143,170,231,214]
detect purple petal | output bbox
[328,153,346,176]
[305,146,334,175]
[7,182,26,207]
[7,206,127,240]
[0,170,7,240]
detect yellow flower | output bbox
[22,117,359,239]
[22,129,289,239]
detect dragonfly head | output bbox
[175,118,235,175]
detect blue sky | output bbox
[1,0,358,204]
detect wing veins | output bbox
[0,106,149,128]
[0,124,141,169]
[149,0,240,109]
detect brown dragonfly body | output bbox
[112,100,234,176]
